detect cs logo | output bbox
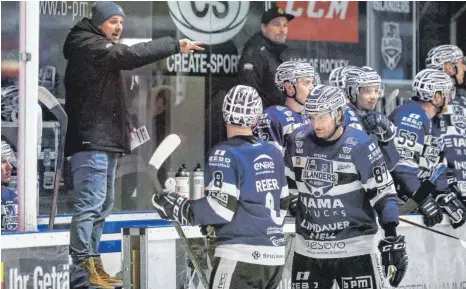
[168,1,250,45]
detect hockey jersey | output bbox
[441,96,466,198]
[1,185,18,231]
[191,136,290,265]
[389,100,448,199]
[344,104,399,171]
[284,126,398,259]
[255,105,309,154]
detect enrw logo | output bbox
[253,154,275,171]
[168,1,250,45]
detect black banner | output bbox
[368,1,415,80]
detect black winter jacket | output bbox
[238,32,288,108]
[63,18,179,156]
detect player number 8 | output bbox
[266,192,284,225]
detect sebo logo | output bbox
[168,1,250,45]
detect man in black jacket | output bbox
[238,7,294,108]
[63,2,203,287]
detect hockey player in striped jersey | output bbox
[426,45,466,227]
[153,85,290,289]
[344,66,399,171]
[254,61,315,155]
[1,139,18,231]
[285,85,407,288]
[389,69,461,227]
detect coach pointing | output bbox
[63,2,204,287]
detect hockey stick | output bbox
[399,164,447,214]
[38,86,68,230]
[399,217,466,248]
[147,133,181,192]
[381,88,399,113]
[148,134,210,288]
[385,89,399,106]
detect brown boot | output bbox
[93,257,123,284]
[80,258,114,288]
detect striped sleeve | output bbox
[354,139,399,225]
[191,147,239,225]
[389,111,426,196]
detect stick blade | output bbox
[38,86,59,110]
[149,134,181,169]
[461,239,466,249]
[389,88,399,99]
[385,89,399,105]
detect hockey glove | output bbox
[152,191,193,225]
[449,181,466,209]
[289,194,298,217]
[378,235,408,287]
[418,195,443,227]
[361,111,396,142]
[436,191,466,229]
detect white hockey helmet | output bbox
[345,66,384,104]
[412,69,455,102]
[1,86,19,122]
[328,67,344,87]
[426,45,464,71]
[275,61,315,92]
[304,85,346,118]
[328,66,357,89]
[1,140,17,167]
[222,85,263,127]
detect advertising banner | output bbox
[277,1,366,81]
[2,245,70,289]
[367,1,415,81]
[278,1,359,43]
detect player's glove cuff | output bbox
[152,191,194,225]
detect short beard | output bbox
[272,37,286,44]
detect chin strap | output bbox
[321,119,341,141]
[294,97,305,106]
[432,97,447,116]
[286,84,305,106]
[348,102,367,117]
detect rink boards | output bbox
[1,213,466,289]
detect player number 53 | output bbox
[397,129,417,147]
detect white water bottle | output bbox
[191,163,204,200]
[175,164,190,198]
